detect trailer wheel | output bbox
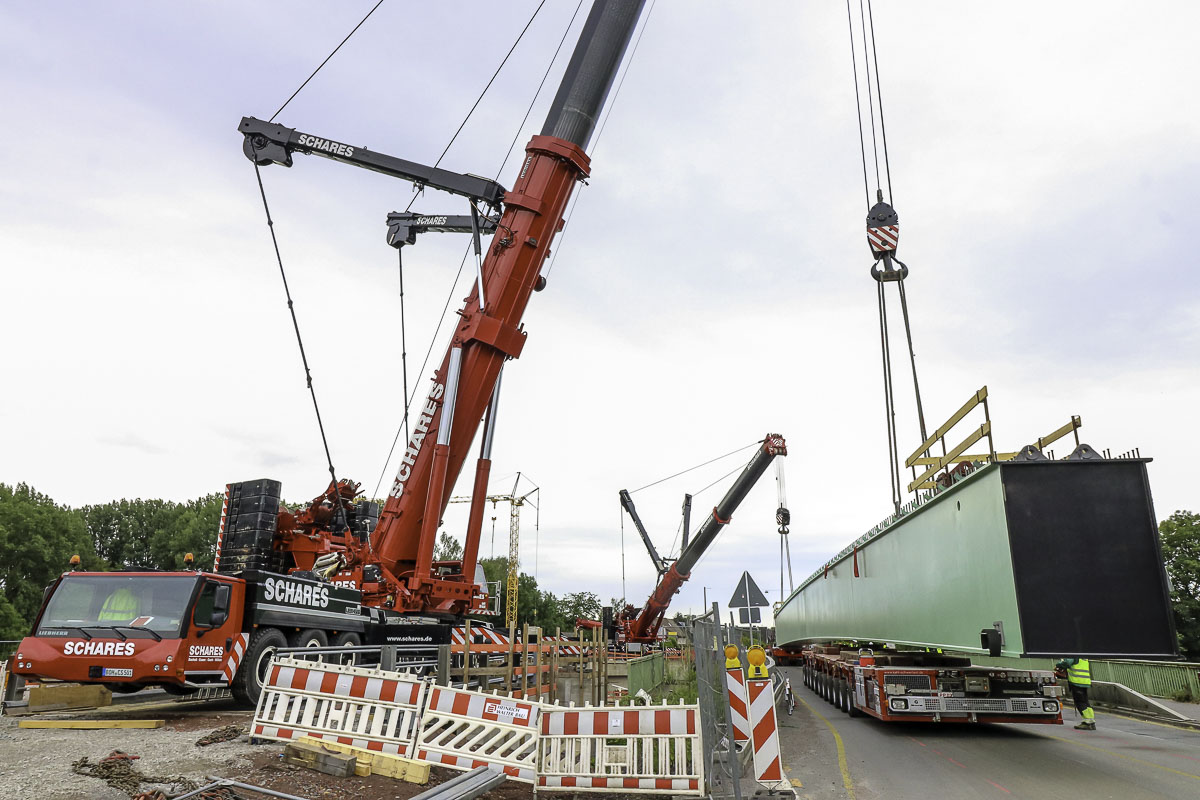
[232,627,287,706]
[839,679,851,713]
[848,683,864,717]
[331,632,361,666]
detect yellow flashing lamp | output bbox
[184,552,195,568]
[724,644,741,670]
[747,645,768,679]
[69,554,81,571]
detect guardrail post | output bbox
[381,645,396,672]
[437,644,450,686]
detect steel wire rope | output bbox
[250,162,347,519]
[543,0,658,278]
[857,0,883,195]
[844,0,872,207]
[373,5,588,495]
[628,441,755,495]
[372,243,471,498]
[492,0,586,182]
[401,0,552,215]
[865,0,894,203]
[268,0,388,123]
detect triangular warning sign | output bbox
[729,571,769,608]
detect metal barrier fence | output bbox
[1091,659,1200,701]
[968,655,1200,701]
[627,653,666,696]
[691,605,743,800]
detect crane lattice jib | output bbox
[506,499,522,628]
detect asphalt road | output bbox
[774,665,1200,800]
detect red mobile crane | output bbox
[614,434,787,647]
[13,0,648,705]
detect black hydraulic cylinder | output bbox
[541,0,647,150]
[674,435,787,577]
[620,489,665,575]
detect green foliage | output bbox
[473,557,591,634]
[79,494,222,571]
[434,532,463,562]
[1160,510,1200,659]
[560,591,602,624]
[0,484,100,639]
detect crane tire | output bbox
[290,628,329,652]
[332,631,361,666]
[232,627,287,706]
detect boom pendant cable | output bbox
[251,163,347,520]
[376,3,581,490]
[269,0,388,123]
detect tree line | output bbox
[0,485,603,642]
[2,484,1196,658]
[0,484,223,640]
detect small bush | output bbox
[1170,688,1195,703]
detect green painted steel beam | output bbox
[775,459,1178,660]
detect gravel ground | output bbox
[0,709,255,799]
[0,699,538,800]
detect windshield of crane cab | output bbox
[38,575,200,637]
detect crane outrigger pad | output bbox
[775,458,1178,659]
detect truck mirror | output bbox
[208,583,232,628]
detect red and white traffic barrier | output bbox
[538,703,703,795]
[747,674,787,789]
[725,665,750,746]
[413,685,541,783]
[252,657,427,757]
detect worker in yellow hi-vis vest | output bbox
[97,586,140,623]
[1056,657,1095,730]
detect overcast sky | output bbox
[2,2,1196,622]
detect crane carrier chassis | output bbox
[788,646,1063,724]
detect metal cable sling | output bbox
[251,162,347,519]
[847,0,929,507]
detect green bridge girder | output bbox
[774,459,1178,660]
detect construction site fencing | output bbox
[627,653,667,696]
[252,656,428,757]
[251,649,705,795]
[538,704,703,794]
[413,684,542,782]
[691,606,744,800]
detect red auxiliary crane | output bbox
[616,434,787,645]
[14,0,648,706]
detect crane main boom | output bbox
[368,0,647,615]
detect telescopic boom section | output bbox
[369,0,647,615]
[626,434,787,642]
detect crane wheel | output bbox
[290,628,330,654]
[332,632,361,666]
[232,627,287,706]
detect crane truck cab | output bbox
[13,570,247,697]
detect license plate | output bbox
[102,668,134,678]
